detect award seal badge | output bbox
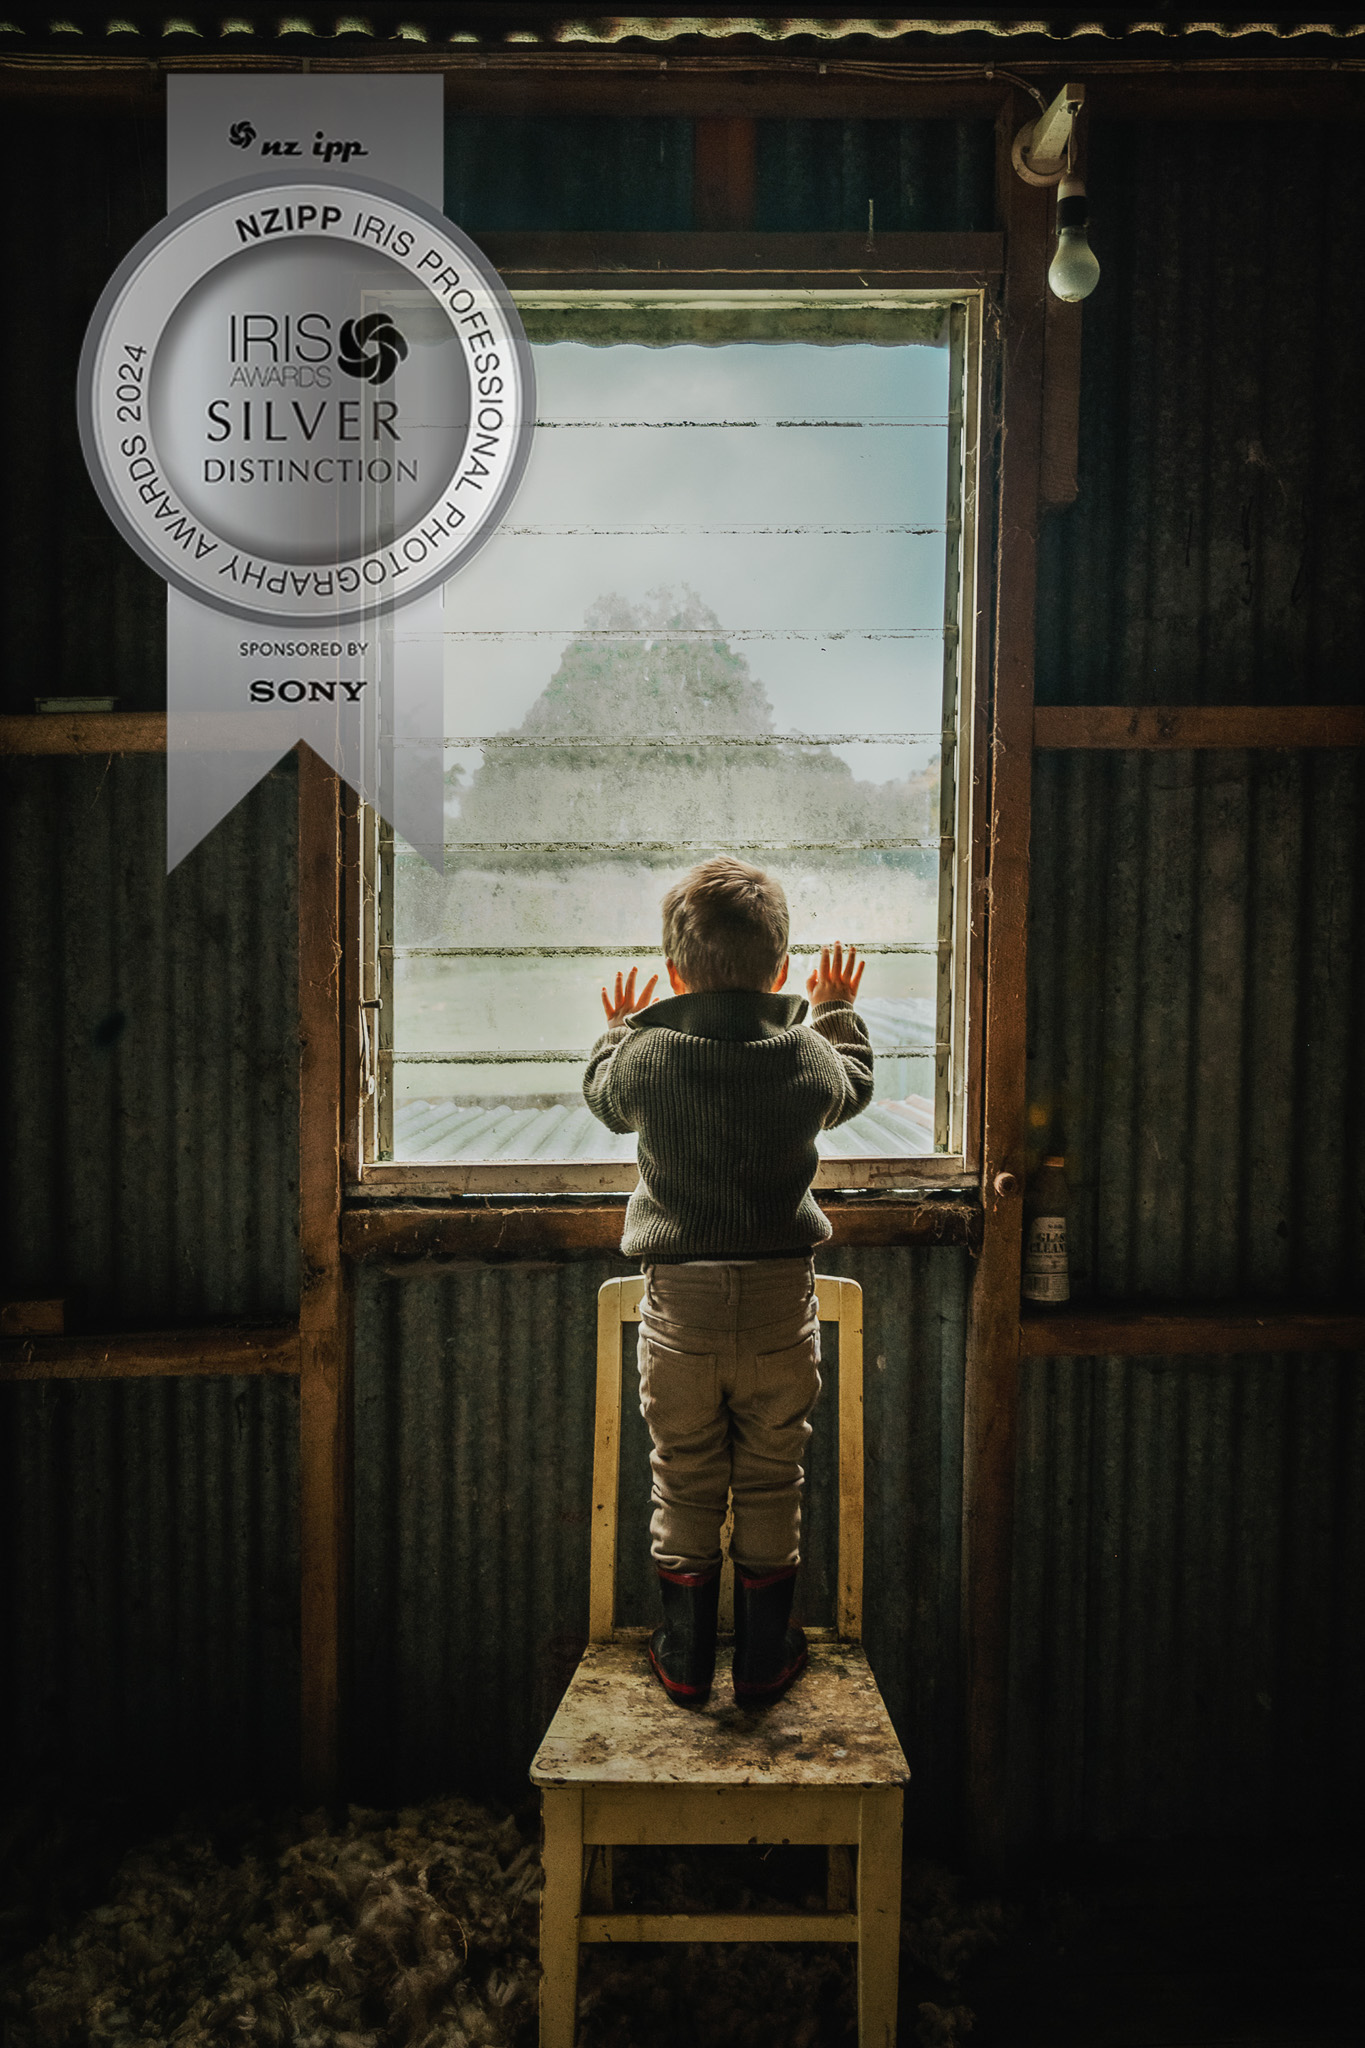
[78,171,535,628]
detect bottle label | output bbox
[1022,1214,1069,1303]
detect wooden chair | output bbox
[530,1273,909,2047]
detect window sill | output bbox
[340,1189,983,1262]
[350,1158,976,1201]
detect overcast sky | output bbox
[439,337,953,786]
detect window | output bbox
[361,288,983,1193]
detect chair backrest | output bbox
[590,1274,864,1645]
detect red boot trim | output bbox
[648,1643,711,1703]
[656,1565,720,1587]
[736,1565,798,1592]
[734,1643,810,1702]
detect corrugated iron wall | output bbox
[352,1245,970,1842]
[1036,120,1365,706]
[0,1373,300,1798]
[1009,1350,1365,1843]
[1018,118,1365,1839]
[0,111,166,716]
[754,119,994,232]
[448,114,993,234]
[1028,748,1365,1302]
[0,755,300,1328]
[447,114,694,229]
[0,752,301,1796]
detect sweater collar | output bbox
[625,990,808,1042]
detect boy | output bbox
[583,856,873,1708]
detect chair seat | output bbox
[531,1637,910,1789]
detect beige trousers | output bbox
[637,1257,821,1576]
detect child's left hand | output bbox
[601,966,658,1025]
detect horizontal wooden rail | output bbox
[9,54,1365,128]
[0,712,166,754]
[578,1912,860,1945]
[0,56,1010,121]
[482,229,1003,283]
[1020,1303,1365,1357]
[0,1324,301,1381]
[9,705,1358,759]
[1034,705,1365,750]
[340,1195,981,1262]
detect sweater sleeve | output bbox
[583,1025,636,1133]
[810,1002,876,1128]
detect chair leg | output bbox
[856,1788,902,2048]
[540,1787,583,2048]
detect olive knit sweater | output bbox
[582,989,875,1260]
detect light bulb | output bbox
[1048,174,1100,303]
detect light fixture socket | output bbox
[1055,174,1090,232]
[1011,82,1085,187]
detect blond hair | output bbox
[661,857,789,993]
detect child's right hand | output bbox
[806,943,864,1007]
[601,966,658,1025]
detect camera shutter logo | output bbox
[78,171,535,626]
[337,311,408,385]
[228,121,255,149]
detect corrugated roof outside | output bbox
[4,13,1365,47]
[393,992,938,1160]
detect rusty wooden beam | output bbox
[0,1299,64,1337]
[960,99,1050,1878]
[297,744,351,1805]
[1039,296,1082,514]
[0,54,1008,119]
[1020,1303,1365,1357]
[1034,704,1365,750]
[827,1198,983,1252]
[484,229,1003,285]
[340,1196,982,1264]
[7,51,1365,121]
[0,1325,300,1381]
[0,713,166,754]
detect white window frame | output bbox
[351,282,987,1199]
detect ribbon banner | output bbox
[78,77,535,869]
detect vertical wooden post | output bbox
[835,1277,864,1642]
[693,118,757,231]
[298,743,350,1803]
[1040,293,1082,512]
[961,101,1050,1874]
[1040,119,1086,514]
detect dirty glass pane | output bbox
[384,295,966,1170]
[398,823,938,949]
[429,738,939,851]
